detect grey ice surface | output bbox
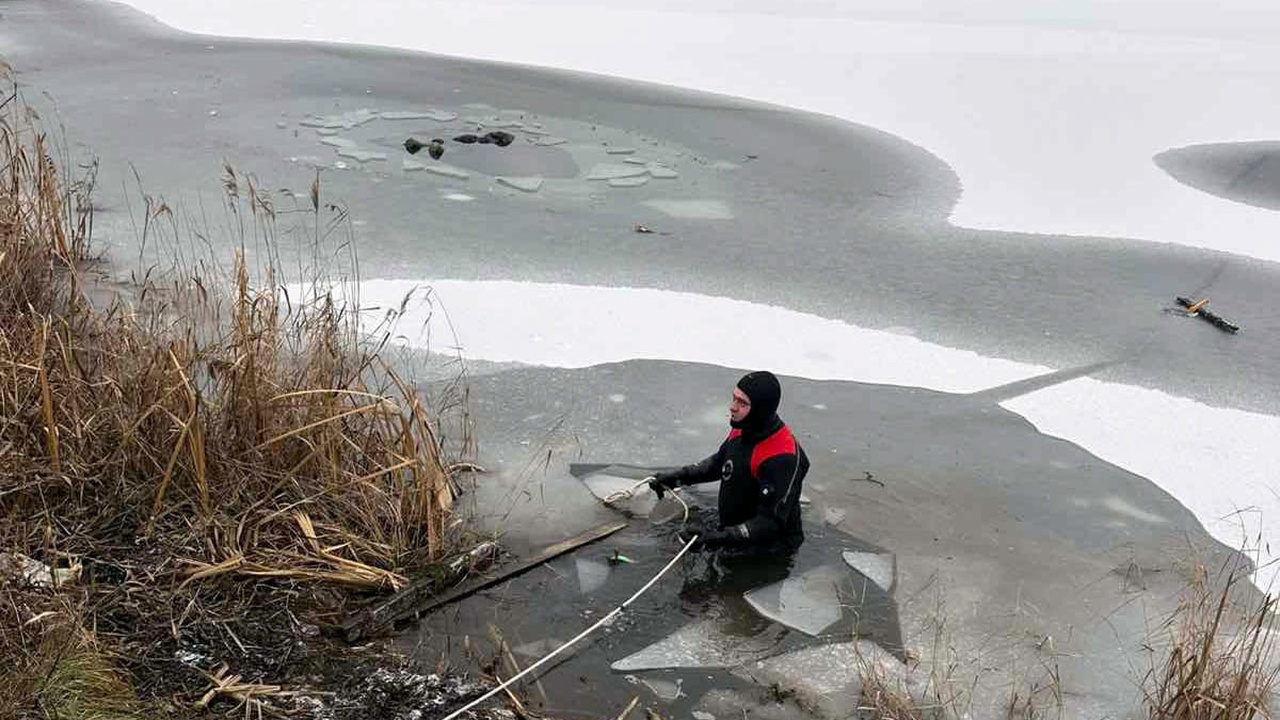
[823,507,847,526]
[496,175,544,193]
[606,146,636,155]
[842,551,895,593]
[646,163,680,179]
[743,564,846,637]
[18,0,1280,418]
[611,619,779,671]
[532,136,568,146]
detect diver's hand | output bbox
[686,528,732,552]
[646,472,679,499]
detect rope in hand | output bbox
[439,533,702,720]
[602,476,690,524]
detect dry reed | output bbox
[0,66,477,716]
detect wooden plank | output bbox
[1177,296,1240,334]
[341,520,629,641]
[334,541,499,642]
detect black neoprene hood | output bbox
[732,370,781,433]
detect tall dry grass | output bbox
[1143,561,1280,720]
[0,589,141,720]
[0,66,480,715]
[0,77,469,592]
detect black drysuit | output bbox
[665,414,809,552]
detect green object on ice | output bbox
[609,550,633,565]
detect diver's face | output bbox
[730,387,752,424]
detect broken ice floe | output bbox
[320,136,359,149]
[587,163,649,181]
[608,176,649,188]
[423,164,472,180]
[495,176,544,193]
[381,110,458,122]
[842,551,896,594]
[743,564,847,637]
[697,689,810,720]
[625,674,685,702]
[300,109,379,130]
[579,466,658,518]
[606,147,637,155]
[611,618,779,671]
[337,148,388,163]
[740,640,912,718]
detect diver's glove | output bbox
[688,528,734,552]
[647,472,679,499]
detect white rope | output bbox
[440,534,702,720]
[603,476,690,524]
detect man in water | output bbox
[648,370,809,552]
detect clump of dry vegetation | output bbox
[0,70,481,717]
[854,632,1062,720]
[1143,560,1280,720]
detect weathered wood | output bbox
[334,541,500,642]
[1177,296,1240,334]
[340,520,628,641]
